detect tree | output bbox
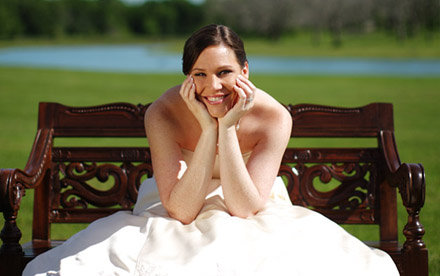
[16,0,59,37]
[203,0,297,39]
[0,0,22,38]
[92,0,127,35]
[126,0,203,36]
[0,0,437,41]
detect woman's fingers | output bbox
[188,79,196,101]
[179,75,193,99]
[179,78,187,98]
[238,74,256,91]
[235,76,255,109]
[179,76,217,130]
[180,76,200,110]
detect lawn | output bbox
[0,66,439,274]
[2,31,440,59]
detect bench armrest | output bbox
[0,128,53,253]
[389,163,426,249]
[381,130,426,251]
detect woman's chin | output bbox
[208,112,225,119]
[207,108,227,118]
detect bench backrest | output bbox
[32,102,398,243]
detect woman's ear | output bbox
[241,62,249,79]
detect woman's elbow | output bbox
[228,203,262,219]
[230,210,255,219]
[172,213,196,225]
[165,205,197,225]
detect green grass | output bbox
[0,67,439,275]
[166,31,440,58]
[243,31,440,58]
[2,31,440,58]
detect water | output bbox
[0,45,182,73]
[0,44,439,77]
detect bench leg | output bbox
[403,248,428,276]
[0,252,24,276]
[0,210,24,276]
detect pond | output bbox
[0,44,439,77]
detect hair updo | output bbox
[182,24,247,75]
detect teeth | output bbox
[207,96,224,102]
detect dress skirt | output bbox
[23,177,399,276]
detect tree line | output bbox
[206,0,440,44]
[0,0,439,44]
[0,0,203,38]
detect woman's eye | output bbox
[194,72,205,77]
[218,70,232,76]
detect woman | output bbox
[24,24,399,276]
[145,24,291,224]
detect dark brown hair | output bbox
[182,24,247,75]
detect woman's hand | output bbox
[179,75,217,131]
[219,75,256,129]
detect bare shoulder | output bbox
[145,85,200,149]
[144,85,190,146]
[145,85,182,127]
[240,89,291,152]
[253,89,291,131]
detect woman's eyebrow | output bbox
[191,68,204,72]
[218,65,234,70]
[191,65,234,73]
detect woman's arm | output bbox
[218,117,291,217]
[145,78,218,224]
[218,79,292,218]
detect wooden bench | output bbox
[0,102,428,276]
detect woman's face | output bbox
[189,44,249,118]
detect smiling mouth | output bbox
[205,94,229,104]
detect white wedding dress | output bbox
[23,150,399,276]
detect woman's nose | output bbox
[208,75,222,90]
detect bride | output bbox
[23,24,399,276]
